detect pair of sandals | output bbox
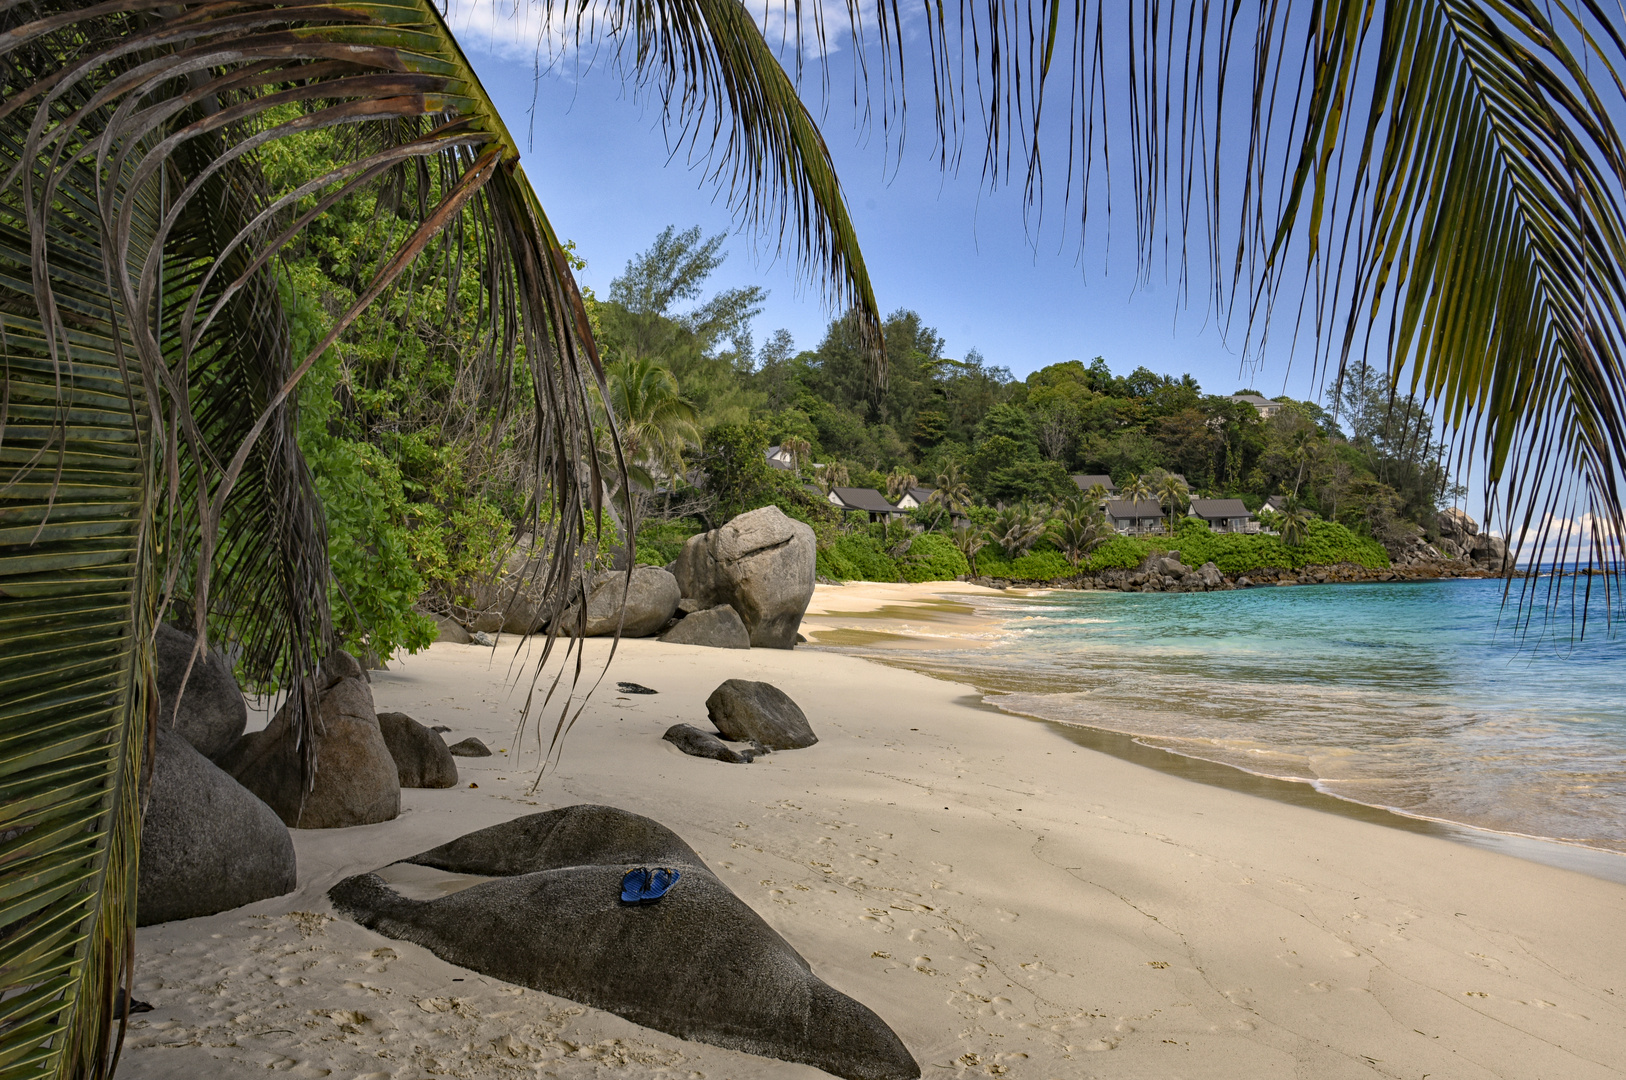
[620,867,681,904]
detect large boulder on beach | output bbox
[154,623,248,761]
[658,604,751,649]
[561,566,682,637]
[706,679,817,750]
[377,711,458,789]
[138,727,296,926]
[223,659,400,829]
[671,506,815,649]
[328,805,918,1080]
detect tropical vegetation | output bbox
[7,3,1626,1078]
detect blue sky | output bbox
[462,42,1337,405]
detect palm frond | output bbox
[3,5,883,1073]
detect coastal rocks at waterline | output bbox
[222,655,400,829]
[706,680,817,750]
[658,604,751,649]
[662,723,759,764]
[446,737,492,757]
[672,506,815,649]
[377,711,458,789]
[328,805,919,1080]
[154,622,249,761]
[138,727,296,926]
[560,566,681,637]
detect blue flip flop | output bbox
[619,867,681,904]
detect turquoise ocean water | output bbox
[868,578,1626,855]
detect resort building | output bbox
[828,487,905,522]
[1226,393,1286,419]
[1263,494,1287,513]
[1187,498,1255,533]
[1105,498,1166,534]
[764,445,798,471]
[893,486,936,510]
[1070,474,1117,497]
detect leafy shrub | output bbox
[899,532,971,582]
[1161,518,1389,574]
[634,518,702,566]
[817,534,901,582]
[977,546,1075,581]
[1080,535,1154,571]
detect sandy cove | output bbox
[124,583,1626,1080]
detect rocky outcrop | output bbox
[560,566,681,637]
[154,623,248,761]
[658,604,751,649]
[138,727,296,925]
[663,723,757,763]
[671,506,815,648]
[377,711,458,789]
[222,656,400,829]
[329,806,919,1080]
[706,680,817,750]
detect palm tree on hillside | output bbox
[1123,474,1154,503]
[1279,498,1315,550]
[1049,504,1112,568]
[989,503,1047,560]
[951,524,989,577]
[0,3,877,1068]
[885,469,918,503]
[603,355,701,531]
[1084,482,1111,507]
[781,436,813,475]
[927,464,974,529]
[1156,475,1191,534]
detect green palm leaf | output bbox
[0,3,880,1076]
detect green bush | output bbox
[1080,535,1155,572]
[899,532,971,582]
[817,534,901,582]
[634,518,702,566]
[976,546,1075,581]
[1161,518,1389,574]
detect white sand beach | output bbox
[124,583,1626,1080]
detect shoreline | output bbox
[803,579,1626,884]
[124,595,1626,1079]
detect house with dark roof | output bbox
[1071,474,1117,498]
[764,445,797,471]
[894,485,935,510]
[828,487,904,522]
[1226,393,1286,419]
[1188,497,1254,533]
[1262,494,1287,514]
[1105,498,1166,534]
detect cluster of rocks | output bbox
[139,626,467,926]
[328,805,920,1080]
[1434,508,1510,570]
[429,506,818,652]
[663,679,818,764]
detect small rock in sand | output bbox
[446,737,492,757]
[706,679,818,750]
[663,723,755,763]
[470,630,497,647]
[617,681,658,695]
